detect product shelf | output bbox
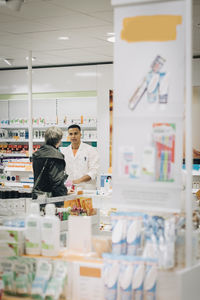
[0,124,96,130]
[23,249,102,263]
[0,153,28,157]
[61,139,97,143]
[4,167,32,172]
[2,295,31,300]
[2,294,66,300]
[0,226,25,231]
[3,182,33,188]
[0,139,29,143]
[0,138,97,143]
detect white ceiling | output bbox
[0,0,199,69]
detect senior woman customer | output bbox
[32,126,68,200]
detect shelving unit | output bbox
[0,153,28,158]
[0,123,97,149]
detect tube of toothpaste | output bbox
[159,72,169,104]
[102,253,120,300]
[118,256,134,300]
[126,213,144,256]
[143,215,166,266]
[132,257,145,300]
[111,212,127,255]
[143,259,157,300]
[146,72,160,103]
[143,215,158,260]
[153,216,165,268]
[162,216,175,269]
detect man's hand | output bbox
[72,179,81,184]
[72,175,91,184]
[67,189,75,194]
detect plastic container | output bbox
[25,202,41,255]
[41,203,60,257]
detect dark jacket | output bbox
[32,144,68,197]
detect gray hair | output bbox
[45,126,63,146]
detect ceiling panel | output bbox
[44,47,111,60]
[0,45,28,58]
[83,46,113,57]
[0,20,58,34]
[14,1,73,19]
[0,0,199,69]
[34,14,110,30]
[49,0,113,13]
[0,12,26,22]
[92,11,113,23]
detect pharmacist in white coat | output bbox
[61,124,99,190]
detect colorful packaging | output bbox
[111,213,127,255]
[143,259,157,300]
[45,261,68,300]
[118,258,134,300]
[31,260,52,298]
[1,257,16,294]
[132,258,145,300]
[126,213,144,256]
[102,254,120,300]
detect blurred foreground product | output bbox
[92,235,112,258]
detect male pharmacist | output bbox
[61,124,99,190]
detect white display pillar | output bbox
[185,0,193,268]
[111,0,200,299]
[28,50,33,158]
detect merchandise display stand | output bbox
[21,252,103,300]
[111,0,200,299]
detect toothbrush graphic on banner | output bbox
[128,55,168,111]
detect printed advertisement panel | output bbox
[112,0,185,211]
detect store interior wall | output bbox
[1,59,200,167]
[0,64,113,173]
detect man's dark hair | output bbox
[68,124,81,131]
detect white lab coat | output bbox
[61,142,99,190]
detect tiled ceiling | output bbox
[0,0,114,68]
[0,0,199,69]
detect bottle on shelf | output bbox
[25,202,41,255]
[41,203,60,257]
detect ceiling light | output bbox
[58,36,69,40]
[4,58,13,65]
[26,56,36,61]
[0,58,14,66]
[107,36,115,43]
[107,32,115,36]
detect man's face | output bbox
[68,128,81,146]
